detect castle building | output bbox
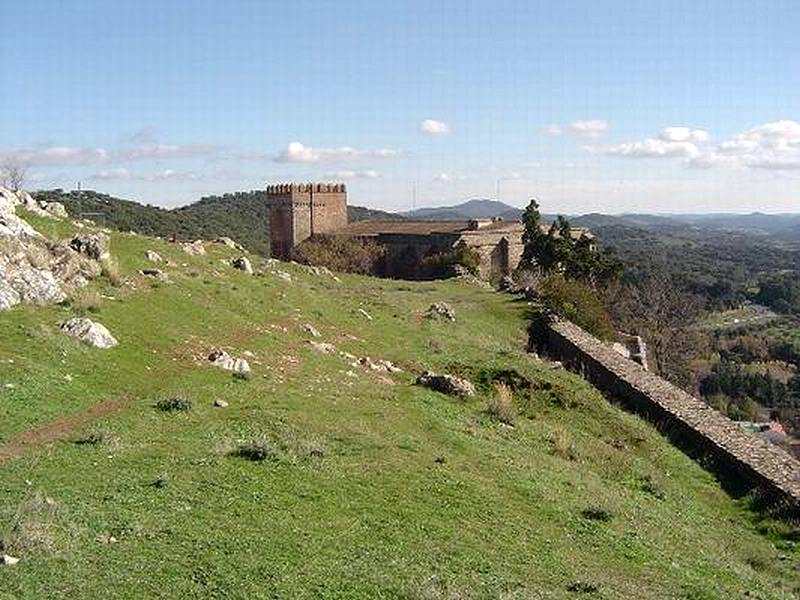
[266,183,347,259]
[266,182,591,280]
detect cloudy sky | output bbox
[1,0,798,213]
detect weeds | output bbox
[581,506,613,522]
[549,427,577,460]
[486,383,516,425]
[155,395,193,412]
[232,439,273,461]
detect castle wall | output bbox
[267,183,347,259]
[538,315,800,511]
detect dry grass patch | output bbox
[0,493,77,558]
[486,383,516,426]
[549,426,577,461]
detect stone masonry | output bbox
[540,315,800,508]
[267,183,347,260]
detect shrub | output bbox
[100,257,122,287]
[418,244,481,279]
[549,427,577,460]
[291,235,384,275]
[539,273,615,340]
[581,506,613,522]
[232,439,273,461]
[68,288,102,315]
[485,383,516,425]
[74,430,116,446]
[155,395,193,412]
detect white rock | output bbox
[44,202,69,219]
[60,318,118,349]
[231,256,253,274]
[182,240,206,255]
[1,554,20,566]
[214,399,229,408]
[145,250,163,263]
[358,308,373,321]
[308,341,336,354]
[302,323,321,337]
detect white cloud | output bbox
[142,169,200,182]
[324,169,380,180]
[586,138,700,158]
[659,127,709,143]
[548,120,608,139]
[419,119,451,135]
[0,142,221,166]
[274,142,400,163]
[92,168,131,180]
[433,172,470,182]
[585,119,800,172]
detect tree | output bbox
[0,158,29,191]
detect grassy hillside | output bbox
[33,190,402,257]
[0,211,798,599]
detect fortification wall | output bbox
[539,316,800,509]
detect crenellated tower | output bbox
[266,182,347,259]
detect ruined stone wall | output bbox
[458,229,525,279]
[267,183,347,259]
[541,316,800,508]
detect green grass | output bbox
[0,215,798,599]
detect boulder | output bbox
[1,187,41,240]
[308,341,336,354]
[44,202,69,219]
[60,318,118,348]
[0,252,66,309]
[208,349,251,376]
[416,371,475,397]
[231,256,253,274]
[145,250,163,263]
[182,240,206,256]
[216,237,245,251]
[19,191,49,216]
[427,302,456,322]
[70,232,110,261]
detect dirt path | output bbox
[0,396,128,464]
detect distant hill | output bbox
[401,199,522,221]
[32,189,402,256]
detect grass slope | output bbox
[0,212,797,599]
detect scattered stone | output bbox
[182,240,206,256]
[214,399,229,408]
[427,302,456,321]
[499,275,519,293]
[96,533,118,544]
[60,317,118,348]
[44,202,69,219]
[1,554,20,566]
[358,308,373,321]
[302,323,321,337]
[231,256,253,274]
[416,371,475,397]
[308,341,336,354]
[208,349,250,376]
[275,270,292,282]
[216,236,245,251]
[354,357,402,373]
[145,250,163,263]
[69,232,110,261]
[139,268,168,282]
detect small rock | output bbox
[302,323,321,337]
[69,232,111,261]
[4,383,15,389]
[231,256,253,274]
[182,240,206,256]
[1,554,20,566]
[96,533,118,544]
[139,268,168,282]
[308,341,336,354]
[214,399,229,408]
[358,308,373,321]
[275,270,292,282]
[145,250,163,263]
[216,236,244,251]
[416,371,475,397]
[208,349,250,376]
[427,302,456,321]
[60,317,118,349]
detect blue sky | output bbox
[1,0,798,213]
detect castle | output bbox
[267,182,588,280]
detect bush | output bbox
[548,427,577,460]
[539,273,615,340]
[485,383,516,425]
[100,257,123,287]
[291,235,384,275]
[581,506,613,522]
[232,439,273,461]
[155,396,193,412]
[418,244,481,279]
[68,288,102,315]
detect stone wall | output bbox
[538,315,800,510]
[267,183,347,259]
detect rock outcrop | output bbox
[208,349,251,377]
[60,318,119,348]
[427,302,456,321]
[1,188,105,311]
[416,371,475,397]
[231,256,253,274]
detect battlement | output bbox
[266,183,347,195]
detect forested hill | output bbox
[33,189,402,256]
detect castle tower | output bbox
[266,183,348,259]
